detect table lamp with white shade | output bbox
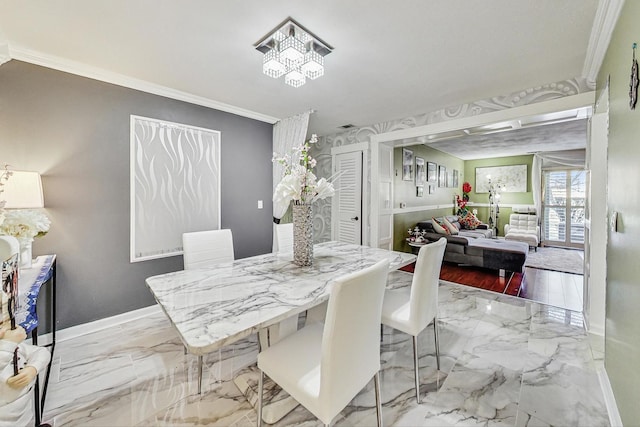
[0,170,49,269]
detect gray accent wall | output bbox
[0,61,273,330]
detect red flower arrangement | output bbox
[462,182,472,194]
[456,182,472,215]
[456,195,467,210]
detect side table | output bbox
[16,254,57,427]
[406,240,426,255]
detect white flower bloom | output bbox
[311,178,335,202]
[0,209,51,244]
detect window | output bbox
[542,169,585,247]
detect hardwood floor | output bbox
[439,263,524,296]
[401,261,583,311]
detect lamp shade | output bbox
[2,170,44,208]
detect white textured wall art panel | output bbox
[130,115,221,262]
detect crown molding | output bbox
[582,0,625,89]
[8,46,279,125]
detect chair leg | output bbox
[433,318,441,372]
[374,372,383,427]
[198,355,203,395]
[257,370,264,427]
[412,335,420,404]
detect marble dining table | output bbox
[145,240,416,395]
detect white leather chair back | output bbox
[509,214,538,232]
[409,237,446,334]
[320,259,389,417]
[274,223,294,253]
[182,229,234,270]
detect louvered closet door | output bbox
[334,151,363,245]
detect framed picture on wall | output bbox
[427,162,437,183]
[402,148,413,181]
[475,164,527,192]
[416,185,424,197]
[438,165,447,187]
[415,157,426,184]
[447,171,454,188]
[453,169,459,188]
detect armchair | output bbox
[504,214,539,250]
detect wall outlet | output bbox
[258,200,263,209]
[400,202,407,208]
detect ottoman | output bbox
[505,231,539,251]
[467,238,529,273]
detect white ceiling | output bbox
[428,118,589,160]
[0,0,601,152]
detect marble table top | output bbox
[146,241,415,356]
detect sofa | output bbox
[413,215,528,273]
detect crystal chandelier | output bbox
[255,18,333,88]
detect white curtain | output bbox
[532,154,542,217]
[272,111,310,251]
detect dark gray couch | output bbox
[414,216,528,273]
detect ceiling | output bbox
[0,0,601,150]
[418,107,591,160]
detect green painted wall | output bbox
[597,2,640,423]
[464,155,534,236]
[392,150,535,250]
[393,145,463,251]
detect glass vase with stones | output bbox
[292,203,313,266]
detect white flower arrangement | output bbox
[273,134,337,215]
[0,209,50,245]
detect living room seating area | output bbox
[411,216,529,274]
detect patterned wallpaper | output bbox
[310,77,592,243]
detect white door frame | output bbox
[584,81,609,337]
[331,141,368,245]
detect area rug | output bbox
[525,246,584,275]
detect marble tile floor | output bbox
[520,267,583,313]
[42,277,609,427]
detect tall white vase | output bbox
[19,239,33,269]
[292,204,313,266]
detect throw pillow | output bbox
[459,211,481,230]
[442,217,459,235]
[431,217,450,235]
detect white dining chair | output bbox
[181,228,235,394]
[381,237,446,403]
[182,229,234,270]
[274,222,294,253]
[256,259,389,427]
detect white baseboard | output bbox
[27,304,161,346]
[598,366,623,427]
